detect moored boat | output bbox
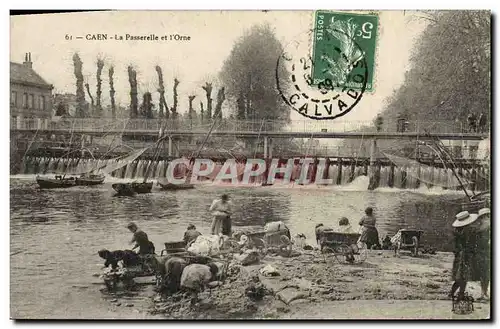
[111,181,153,195]
[112,183,136,196]
[157,178,194,191]
[461,191,490,212]
[132,182,154,194]
[76,173,105,186]
[36,175,77,189]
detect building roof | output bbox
[10,62,52,88]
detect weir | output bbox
[19,155,490,191]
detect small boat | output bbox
[132,182,154,194]
[461,191,490,212]
[36,175,77,189]
[112,183,136,196]
[157,178,195,191]
[111,182,153,195]
[76,173,105,186]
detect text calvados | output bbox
[287,88,362,117]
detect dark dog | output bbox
[98,249,142,270]
[381,235,393,250]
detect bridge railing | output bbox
[11,117,489,134]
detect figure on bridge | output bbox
[478,113,488,133]
[375,115,384,132]
[467,112,478,133]
[396,117,409,133]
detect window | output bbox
[10,91,17,106]
[22,93,28,108]
[28,94,34,109]
[41,96,46,110]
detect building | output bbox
[10,53,53,129]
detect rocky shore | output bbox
[114,250,489,320]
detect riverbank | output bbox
[103,250,490,320]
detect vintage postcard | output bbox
[9,10,491,320]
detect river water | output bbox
[10,175,468,319]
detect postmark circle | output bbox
[276,28,368,120]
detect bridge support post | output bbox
[336,157,343,185]
[471,166,478,192]
[458,165,464,191]
[263,136,268,159]
[81,137,85,158]
[415,162,421,189]
[268,138,273,159]
[168,136,172,157]
[401,167,407,189]
[349,160,356,183]
[310,158,318,183]
[388,163,395,188]
[368,138,380,190]
[322,157,331,183]
[16,115,23,129]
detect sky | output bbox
[10,10,427,129]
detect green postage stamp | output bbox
[312,11,379,91]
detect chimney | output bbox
[23,52,32,69]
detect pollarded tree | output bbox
[72,53,87,118]
[109,66,116,118]
[128,66,139,118]
[95,58,104,116]
[202,82,213,120]
[155,65,169,119]
[171,78,180,120]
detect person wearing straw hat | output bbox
[449,211,479,300]
[475,208,491,300]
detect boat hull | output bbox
[76,174,105,186]
[158,182,195,190]
[462,191,490,212]
[112,182,153,195]
[112,183,136,196]
[36,176,77,189]
[133,182,153,194]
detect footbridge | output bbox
[11,117,489,174]
[10,117,489,140]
